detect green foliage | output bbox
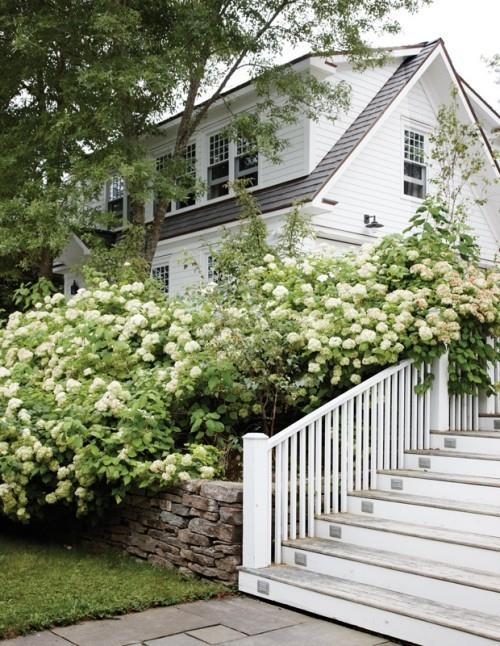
[0,0,430,282]
[429,88,494,222]
[276,202,315,258]
[0,534,225,639]
[12,279,56,313]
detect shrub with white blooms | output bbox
[0,201,499,521]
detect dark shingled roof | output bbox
[159,40,440,241]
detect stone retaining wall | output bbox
[82,480,243,584]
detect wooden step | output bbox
[377,469,500,505]
[315,512,500,573]
[239,565,500,645]
[478,415,500,431]
[282,537,500,613]
[405,448,500,477]
[430,430,500,454]
[347,490,500,536]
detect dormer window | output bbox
[403,129,426,199]
[208,133,229,199]
[235,138,258,186]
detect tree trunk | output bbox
[144,201,168,265]
[38,248,54,280]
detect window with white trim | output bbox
[235,138,258,186]
[403,129,426,199]
[151,264,169,294]
[208,133,229,199]
[155,153,172,212]
[107,175,125,221]
[207,254,217,282]
[177,143,197,209]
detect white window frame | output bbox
[151,263,170,294]
[401,124,428,202]
[176,142,197,209]
[234,138,259,186]
[207,132,230,200]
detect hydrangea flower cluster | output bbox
[0,232,498,521]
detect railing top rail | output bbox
[267,359,413,449]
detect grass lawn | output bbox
[0,533,228,639]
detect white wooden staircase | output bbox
[239,354,500,646]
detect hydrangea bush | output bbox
[0,203,499,522]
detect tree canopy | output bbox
[0,0,428,292]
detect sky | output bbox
[372,0,499,107]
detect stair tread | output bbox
[241,565,500,641]
[431,430,500,439]
[282,537,500,591]
[349,489,500,516]
[379,468,500,487]
[406,448,500,460]
[317,512,500,550]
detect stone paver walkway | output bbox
[1,596,398,646]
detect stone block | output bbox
[188,517,241,543]
[199,481,243,504]
[219,506,243,526]
[213,542,242,555]
[182,494,219,512]
[159,510,188,528]
[216,555,241,570]
[189,508,220,522]
[177,529,211,547]
[170,502,191,516]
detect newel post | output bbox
[429,352,450,431]
[242,433,271,568]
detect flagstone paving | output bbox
[0,596,399,646]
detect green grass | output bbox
[0,533,228,639]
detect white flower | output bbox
[286,332,301,344]
[17,348,33,362]
[308,362,321,373]
[181,454,193,467]
[263,254,275,263]
[0,367,11,379]
[272,285,289,300]
[189,366,202,379]
[200,466,215,479]
[307,338,322,352]
[184,340,200,353]
[328,336,342,348]
[66,379,81,392]
[418,326,434,341]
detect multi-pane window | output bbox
[155,153,172,212]
[207,255,217,282]
[208,133,229,199]
[235,138,258,186]
[151,264,169,294]
[177,143,197,209]
[403,129,426,199]
[107,176,124,222]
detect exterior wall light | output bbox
[364,214,384,228]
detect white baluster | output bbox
[370,386,378,489]
[282,439,289,542]
[362,390,370,489]
[315,419,322,515]
[398,368,405,466]
[347,399,354,492]
[355,394,362,491]
[324,412,332,514]
[307,424,315,536]
[384,376,391,468]
[332,408,339,511]
[275,443,282,563]
[290,434,297,540]
[391,373,397,469]
[299,428,306,538]
[340,404,348,511]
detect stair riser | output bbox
[404,453,500,478]
[239,571,496,646]
[430,434,500,455]
[347,496,500,537]
[377,473,500,505]
[314,519,500,574]
[282,546,500,615]
[479,417,500,432]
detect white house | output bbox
[56,38,499,296]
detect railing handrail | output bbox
[267,359,413,449]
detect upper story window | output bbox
[235,138,258,186]
[155,153,172,212]
[151,264,169,294]
[177,143,197,209]
[208,133,229,199]
[403,129,426,199]
[107,175,124,222]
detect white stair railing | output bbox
[242,359,430,569]
[451,338,500,429]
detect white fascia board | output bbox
[461,83,500,129]
[312,45,443,205]
[328,47,423,66]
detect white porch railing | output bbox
[242,359,431,569]
[450,338,500,429]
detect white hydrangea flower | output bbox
[272,285,289,300]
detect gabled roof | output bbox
[159,41,440,241]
